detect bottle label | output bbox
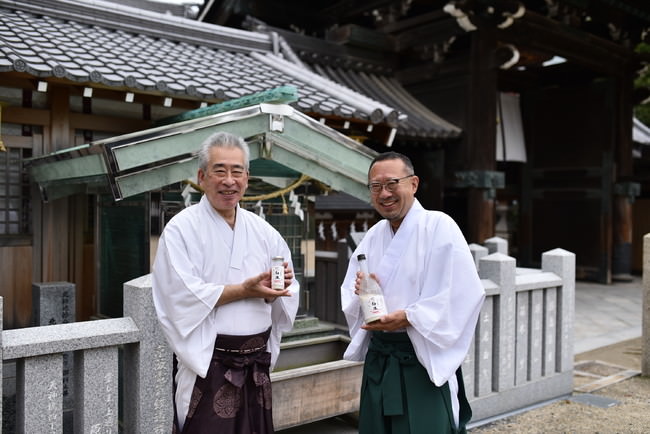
[360,294,388,323]
[271,265,284,290]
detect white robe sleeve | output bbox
[405,214,485,386]
[340,252,368,361]
[152,217,224,378]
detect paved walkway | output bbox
[573,277,643,354]
[278,277,645,433]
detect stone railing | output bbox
[643,233,649,377]
[1,274,172,434]
[465,237,575,423]
[1,237,575,431]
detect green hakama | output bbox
[358,332,472,434]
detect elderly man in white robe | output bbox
[341,151,485,434]
[152,131,299,434]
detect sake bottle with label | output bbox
[357,254,388,323]
[271,256,284,290]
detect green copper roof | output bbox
[28,103,376,203]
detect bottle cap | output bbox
[357,254,366,261]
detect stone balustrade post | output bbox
[484,236,508,255]
[643,234,649,376]
[469,243,488,271]
[122,274,173,434]
[541,248,575,373]
[479,252,516,391]
[31,282,76,416]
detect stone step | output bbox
[281,316,345,342]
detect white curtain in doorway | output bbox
[496,92,527,162]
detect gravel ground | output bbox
[470,375,650,433]
[471,338,649,434]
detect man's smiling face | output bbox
[198,146,249,220]
[368,158,418,230]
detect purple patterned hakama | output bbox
[175,328,274,434]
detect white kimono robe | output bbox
[152,196,299,428]
[341,199,484,424]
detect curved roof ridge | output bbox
[251,51,402,126]
[371,74,461,135]
[314,64,460,140]
[2,0,273,53]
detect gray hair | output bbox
[197,132,250,171]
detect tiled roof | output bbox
[312,63,461,139]
[243,21,461,141]
[0,0,399,126]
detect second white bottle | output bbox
[357,253,388,324]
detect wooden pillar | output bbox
[612,70,639,280]
[615,71,634,179]
[41,85,71,282]
[612,184,640,280]
[464,29,498,243]
[412,148,444,211]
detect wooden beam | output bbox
[396,56,469,85]
[1,134,41,149]
[319,0,392,21]
[69,113,150,134]
[394,18,464,52]
[378,10,447,34]
[3,107,50,126]
[326,24,396,52]
[505,11,634,76]
[4,108,165,135]
[0,73,40,91]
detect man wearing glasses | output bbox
[341,151,485,434]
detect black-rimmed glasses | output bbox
[367,175,414,194]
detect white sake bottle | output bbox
[357,254,388,323]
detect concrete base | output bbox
[469,370,573,423]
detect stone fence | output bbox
[1,274,170,433]
[0,237,575,431]
[465,237,575,422]
[643,233,649,377]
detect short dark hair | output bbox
[368,152,414,176]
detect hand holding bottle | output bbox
[361,310,410,331]
[356,254,388,324]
